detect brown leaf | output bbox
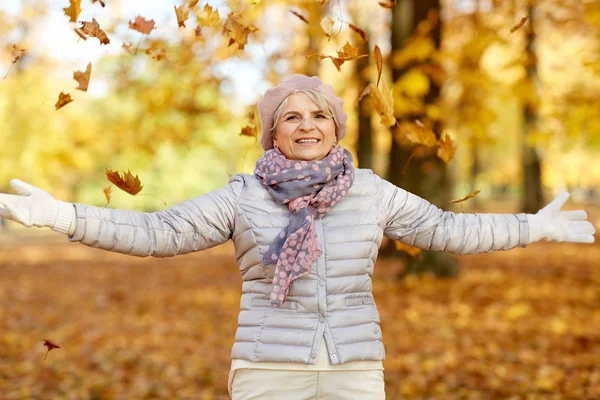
[73,63,91,91]
[290,10,308,24]
[373,45,383,87]
[437,133,456,164]
[92,0,106,6]
[394,241,421,257]
[223,13,258,50]
[357,85,371,103]
[510,15,529,34]
[308,41,367,72]
[105,169,143,196]
[174,5,190,28]
[146,48,167,61]
[378,1,397,8]
[240,112,258,139]
[63,0,82,23]
[77,19,110,45]
[129,16,156,35]
[103,186,112,206]
[196,4,221,28]
[11,44,25,63]
[348,23,368,42]
[42,339,61,360]
[55,92,73,110]
[450,190,481,204]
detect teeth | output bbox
[298,139,319,143]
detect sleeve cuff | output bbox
[526,213,545,243]
[51,201,76,235]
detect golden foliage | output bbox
[196,4,221,28]
[373,45,383,87]
[63,0,82,23]
[174,5,191,28]
[437,133,457,164]
[103,186,112,206]
[369,81,396,127]
[223,13,258,50]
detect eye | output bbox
[316,114,327,119]
[285,115,297,121]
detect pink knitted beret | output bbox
[258,74,347,150]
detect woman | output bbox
[0,74,595,400]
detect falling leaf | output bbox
[223,13,258,50]
[92,0,106,6]
[122,41,135,55]
[373,45,383,87]
[437,133,456,164]
[11,44,25,63]
[196,4,221,28]
[397,120,437,147]
[42,339,61,360]
[129,16,156,35]
[450,190,481,204]
[63,0,82,22]
[194,26,202,37]
[378,1,397,8]
[357,84,371,102]
[348,23,368,42]
[55,92,74,110]
[73,63,91,91]
[290,10,308,24]
[240,112,258,139]
[307,41,367,72]
[510,15,529,34]
[103,186,112,206]
[369,82,395,127]
[146,47,167,61]
[395,241,421,257]
[320,16,335,38]
[174,5,190,28]
[76,19,110,45]
[105,169,143,196]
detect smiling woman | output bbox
[0,74,595,400]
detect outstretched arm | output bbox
[0,177,244,257]
[378,177,595,255]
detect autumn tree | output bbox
[386,0,459,277]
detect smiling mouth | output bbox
[296,138,321,144]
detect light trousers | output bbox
[229,368,386,400]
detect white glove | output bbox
[0,179,75,235]
[527,192,596,244]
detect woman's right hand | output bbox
[0,179,75,234]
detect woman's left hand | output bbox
[527,192,596,244]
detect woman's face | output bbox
[273,92,337,161]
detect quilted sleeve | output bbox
[68,176,245,257]
[378,176,529,254]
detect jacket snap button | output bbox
[331,354,337,360]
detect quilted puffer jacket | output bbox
[69,169,529,365]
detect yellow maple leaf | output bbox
[320,16,334,38]
[196,4,221,28]
[369,82,395,127]
[397,120,437,147]
[63,0,82,23]
[437,133,456,164]
[174,5,191,28]
[55,92,74,110]
[450,190,481,204]
[223,13,258,50]
[103,186,112,206]
[394,241,421,257]
[105,169,143,195]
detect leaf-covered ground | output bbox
[0,230,598,399]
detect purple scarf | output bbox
[254,146,355,307]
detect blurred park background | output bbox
[1,0,600,398]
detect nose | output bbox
[299,117,315,131]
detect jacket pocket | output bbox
[345,295,375,307]
[252,297,297,310]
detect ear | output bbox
[273,134,278,148]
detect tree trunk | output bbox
[386,0,459,278]
[521,3,544,213]
[352,2,374,169]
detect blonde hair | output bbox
[271,89,339,135]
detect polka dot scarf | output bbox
[254,146,355,307]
